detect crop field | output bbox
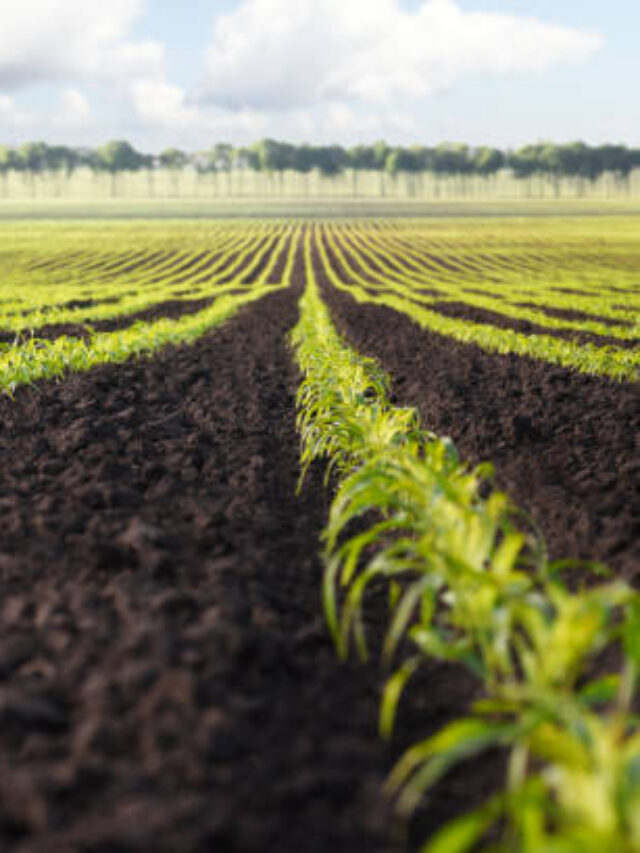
[0,217,638,852]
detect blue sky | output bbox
[0,0,638,152]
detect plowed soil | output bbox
[0,297,221,345]
[0,281,491,852]
[0,239,637,852]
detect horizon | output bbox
[3,137,640,155]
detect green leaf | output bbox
[623,599,640,669]
[421,798,501,853]
[579,674,621,706]
[380,656,422,740]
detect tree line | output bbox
[1,139,639,181]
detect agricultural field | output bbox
[0,217,638,852]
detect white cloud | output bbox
[129,78,195,128]
[0,0,265,143]
[0,0,607,148]
[0,94,31,127]
[51,89,92,127]
[195,0,602,110]
[292,103,418,139]
[128,77,266,140]
[0,0,162,90]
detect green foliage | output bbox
[159,148,189,170]
[0,139,638,183]
[291,239,639,851]
[0,221,296,393]
[96,140,150,173]
[318,220,639,381]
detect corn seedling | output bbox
[291,228,639,851]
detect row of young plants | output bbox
[291,232,639,851]
[316,227,639,381]
[0,287,271,394]
[0,222,287,334]
[332,222,639,337]
[0,223,299,394]
[3,221,637,364]
[0,232,297,394]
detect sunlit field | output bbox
[1,213,637,849]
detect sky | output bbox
[0,0,638,152]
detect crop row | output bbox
[0,227,297,394]
[0,222,292,336]
[291,229,639,852]
[1,219,637,379]
[315,224,639,380]
[323,222,638,337]
[1,218,637,391]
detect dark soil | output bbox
[0,281,489,852]
[0,324,94,345]
[0,239,292,346]
[104,251,178,278]
[515,302,633,327]
[427,300,638,349]
[318,259,639,586]
[551,286,593,296]
[60,298,122,313]
[462,288,505,299]
[265,235,292,284]
[216,235,273,286]
[92,297,219,333]
[146,249,239,287]
[0,296,241,345]
[1,232,636,852]
[319,233,637,350]
[11,297,123,321]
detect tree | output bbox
[508,145,543,178]
[158,148,188,196]
[315,146,347,176]
[95,140,148,196]
[348,145,377,171]
[0,146,18,196]
[235,147,260,170]
[0,146,17,171]
[96,140,147,172]
[293,144,314,174]
[15,142,49,173]
[370,140,389,170]
[474,147,505,177]
[385,148,420,177]
[159,148,188,170]
[432,143,473,176]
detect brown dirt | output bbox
[427,300,638,349]
[0,295,253,346]
[265,235,292,284]
[0,324,94,345]
[515,302,633,327]
[319,234,637,350]
[105,251,177,278]
[317,254,639,586]
[11,297,123,320]
[551,287,593,296]
[462,288,505,299]
[0,279,495,852]
[215,235,273,286]
[92,297,219,333]
[0,233,636,852]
